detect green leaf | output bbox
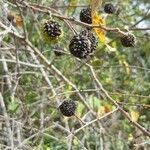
[8,99,19,113]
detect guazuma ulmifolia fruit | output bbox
[80,8,92,24]
[120,33,136,47]
[79,30,98,54]
[41,19,62,43]
[69,30,98,59]
[104,3,116,14]
[69,35,91,59]
[59,100,76,117]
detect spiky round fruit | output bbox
[79,30,98,54]
[69,35,91,59]
[104,3,116,14]
[43,20,61,37]
[59,100,76,117]
[41,20,62,43]
[80,8,92,24]
[120,34,136,47]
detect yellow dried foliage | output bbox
[92,12,106,43]
[15,15,23,27]
[130,110,140,122]
[8,12,23,27]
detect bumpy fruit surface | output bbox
[80,8,92,24]
[59,100,76,117]
[69,35,91,59]
[120,34,136,47]
[79,30,98,54]
[104,3,116,14]
[41,20,62,43]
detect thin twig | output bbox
[0,93,14,149]
[87,64,150,137]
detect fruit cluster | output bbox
[41,3,136,59]
[40,3,137,119]
[59,100,76,117]
[41,19,62,43]
[80,8,92,24]
[79,5,136,48]
[104,3,116,14]
[69,30,98,59]
[43,20,61,38]
[120,33,136,47]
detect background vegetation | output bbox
[0,0,150,150]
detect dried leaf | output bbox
[98,106,105,116]
[104,105,112,113]
[130,110,140,122]
[8,12,23,27]
[92,12,106,43]
[15,15,23,27]
[91,0,102,12]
